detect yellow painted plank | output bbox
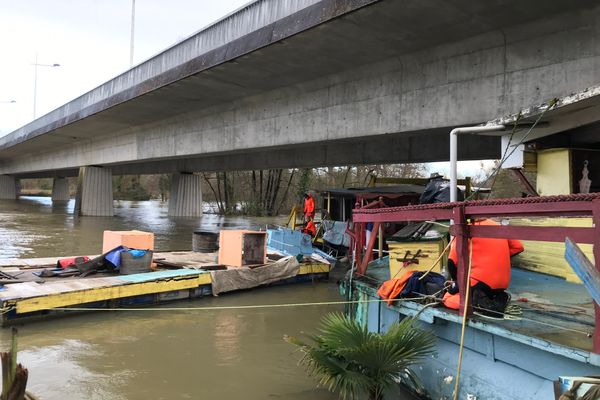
[509,217,594,283]
[299,263,330,274]
[15,274,212,314]
[14,263,327,314]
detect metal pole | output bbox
[130,0,136,67]
[33,53,38,119]
[32,55,60,120]
[449,125,505,202]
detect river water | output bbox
[0,197,342,399]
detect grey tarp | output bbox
[210,256,300,296]
[322,220,350,247]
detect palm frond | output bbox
[285,312,437,400]
[316,313,372,352]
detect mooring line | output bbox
[46,297,424,312]
[6,292,592,337]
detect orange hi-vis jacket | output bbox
[448,219,524,290]
[303,220,317,237]
[304,196,315,218]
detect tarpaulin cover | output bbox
[322,220,350,247]
[210,256,300,296]
[104,246,127,268]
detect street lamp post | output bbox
[130,0,136,67]
[32,54,60,119]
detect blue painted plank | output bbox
[267,228,314,256]
[116,269,206,283]
[366,295,381,333]
[564,237,600,305]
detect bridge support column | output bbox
[168,172,203,217]
[51,178,70,201]
[0,175,17,199]
[74,166,113,216]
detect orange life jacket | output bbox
[377,270,416,305]
[448,219,524,290]
[442,292,460,310]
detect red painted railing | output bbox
[351,193,600,353]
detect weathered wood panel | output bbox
[510,217,594,282]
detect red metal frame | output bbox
[350,195,600,353]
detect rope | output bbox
[45,297,431,312]
[471,304,593,337]
[425,220,451,228]
[47,291,589,340]
[0,306,14,315]
[355,192,600,215]
[465,98,558,201]
[418,237,454,281]
[5,278,591,338]
[453,241,473,400]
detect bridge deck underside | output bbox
[0,0,598,177]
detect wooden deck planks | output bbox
[13,274,212,314]
[0,252,330,316]
[0,277,126,300]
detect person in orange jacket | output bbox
[443,219,524,316]
[303,192,315,221]
[302,219,317,237]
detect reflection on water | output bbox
[0,197,341,399]
[0,197,284,259]
[2,284,341,400]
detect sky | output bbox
[0,0,249,135]
[0,0,492,178]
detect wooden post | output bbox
[465,177,472,198]
[452,206,471,317]
[378,224,383,259]
[357,222,380,275]
[592,199,600,353]
[353,222,364,275]
[1,328,30,400]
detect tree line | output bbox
[18,162,532,216]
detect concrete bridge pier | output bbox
[51,177,70,202]
[168,172,203,217]
[0,175,17,199]
[74,166,114,216]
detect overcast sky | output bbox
[0,0,491,178]
[0,0,248,136]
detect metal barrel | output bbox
[192,231,219,252]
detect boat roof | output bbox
[319,184,425,199]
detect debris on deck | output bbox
[0,229,331,325]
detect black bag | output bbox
[419,177,464,204]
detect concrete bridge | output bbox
[1,0,599,215]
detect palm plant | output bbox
[285,313,436,400]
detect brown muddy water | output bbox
[0,197,285,259]
[0,197,418,400]
[0,197,342,399]
[2,284,342,400]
